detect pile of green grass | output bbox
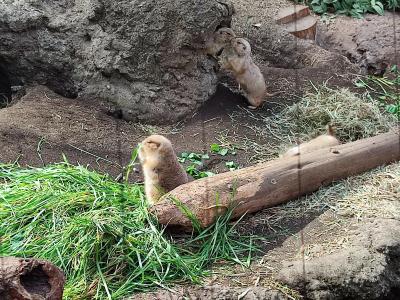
[0,162,255,299]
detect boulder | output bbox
[0,0,233,124]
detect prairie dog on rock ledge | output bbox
[138,135,188,205]
[283,125,340,157]
[219,37,278,108]
[205,27,236,58]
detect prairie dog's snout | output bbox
[205,27,236,57]
[231,37,251,56]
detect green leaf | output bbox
[210,143,220,153]
[386,104,399,114]
[219,148,229,156]
[203,171,215,177]
[225,161,239,171]
[202,154,210,160]
[371,1,384,15]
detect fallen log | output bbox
[152,131,400,231]
[0,257,65,300]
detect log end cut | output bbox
[0,257,65,300]
[276,5,310,25]
[281,15,317,40]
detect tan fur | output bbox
[138,135,188,205]
[283,125,340,157]
[219,37,277,108]
[205,27,236,57]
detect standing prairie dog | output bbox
[138,135,189,205]
[283,125,340,157]
[205,27,236,58]
[219,37,278,108]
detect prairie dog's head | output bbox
[214,27,236,43]
[231,38,251,56]
[138,135,173,162]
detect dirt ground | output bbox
[0,1,399,299]
[317,12,400,75]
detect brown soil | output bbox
[316,12,400,75]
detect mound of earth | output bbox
[317,12,399,75]
[0,86,135,177]
[278,218,400,299]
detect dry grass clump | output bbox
[333,163,400,220]
[274,86,397,141]
[233,85,398,161]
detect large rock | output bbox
[277,219,400,299]
[0,0,233,124]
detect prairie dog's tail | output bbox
[326,124,336,136]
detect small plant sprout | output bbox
[226,161,240,171]
[210,143,237,156]
[179,145,240,179]
[124,145,140,183]
[353,67,400,117]
[178,152,208,164]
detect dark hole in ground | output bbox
[192,83,247,122]
[0,65,12,108]
[107,108,124,119]
[20,265,51,297]
[389,287,400,299]
[215,19,232,30]
[378,287,400,300]
[84,32,92,41]
[45,72,78,99]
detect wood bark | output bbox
[152,131,400,231]
[0,257,65,300]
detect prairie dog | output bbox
[283,125,340,157]
[138,135,188,205]
[220,37,277,108]
[205,27,236,58]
